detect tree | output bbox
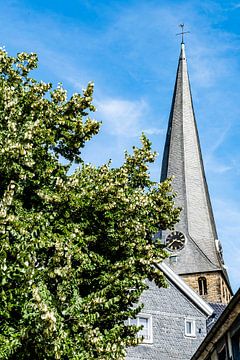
[0,49,180,360]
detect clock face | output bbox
[166,231,185,251]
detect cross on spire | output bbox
[176,23,190,44]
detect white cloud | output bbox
[232,3,240,9]
[209,125,231,153]
[205,156,232,174]
[204,125,232,173]
[96,98,149,137]
[143,127,164,135]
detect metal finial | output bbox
[176,23,190,44]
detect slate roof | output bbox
[207,303,227,331]
[161,43,228,281]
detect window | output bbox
[185,319,196,337]
[198,277,208,295]
[128,314,153,343]
[169,255,178,264]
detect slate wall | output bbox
[126,279,208,360]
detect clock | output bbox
[166,231,185,251]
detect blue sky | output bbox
[1,0,240,292]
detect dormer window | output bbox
[198,276,207,295]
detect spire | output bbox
[161,41,226,277]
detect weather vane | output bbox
[176,24,190,44]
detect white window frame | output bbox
[169,255,178,263]
[185,318,196,337]
[128,313,153,344]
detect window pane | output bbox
[139,317,148,327]
[198,277,208,295]
[185,320,195,336]
[138,317,149,338]
[186,321,192,334]
[129,318,137,326]
[128,315,152,342]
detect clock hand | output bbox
[167,239,175,247]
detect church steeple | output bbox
[161,40,232,303]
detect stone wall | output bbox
[181,272,231,304]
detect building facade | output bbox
[126,39,233,359]
[127,263,213,360]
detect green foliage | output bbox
[0,48,180,359]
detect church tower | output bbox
[161,39,232,304]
